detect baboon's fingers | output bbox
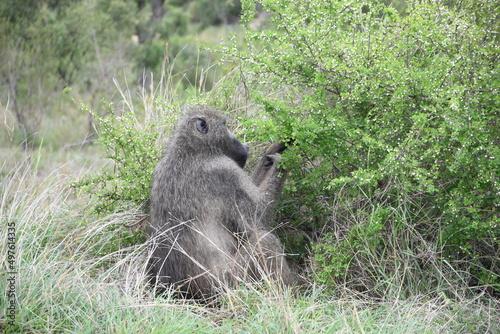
[262,153,282,169]
[263,155,274,168]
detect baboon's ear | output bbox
[196,118,209,134]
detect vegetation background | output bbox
[1,0,499,332]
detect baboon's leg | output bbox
[234,230,295,286]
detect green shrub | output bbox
[233,0,499,292]
[72,101,179,215]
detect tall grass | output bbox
[0,155,212,333]
[320,186,478,300]
[1,137,499,334]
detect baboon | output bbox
[147,107,294,298]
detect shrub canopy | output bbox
[234,0,499,289]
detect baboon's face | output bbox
[185,112,249,169]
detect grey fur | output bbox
[147,107,294,298]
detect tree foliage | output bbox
[0,0,243,148]
[0,0,138,146]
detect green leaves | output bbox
[72,102,166,214]
[236,0,500,290]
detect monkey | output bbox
[147,106,294,299]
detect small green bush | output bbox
[233,0,499,293]
[72,101,179,215]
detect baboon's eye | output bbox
[196,118,208,134]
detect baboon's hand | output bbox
[263,142,287,156]
[262,153,281,169]
[252,143,287,188]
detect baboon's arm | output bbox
[205,150,287,234]
[251,143,288,226]
[204,157,263,236]
[251,142,286,188]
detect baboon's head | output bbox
[174,107,249,168]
